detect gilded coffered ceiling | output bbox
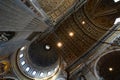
[37,0,77,22]
[37,0,120,67]
[0,0,120,80]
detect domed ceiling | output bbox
[96,51,120,80]
[0,0,120,80]
[37,0,120,67]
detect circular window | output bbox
[45,44,51,50]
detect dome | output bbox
[16,42,60,79]
[28,42,58,67]
[95,51,120,80]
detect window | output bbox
[20,46,25,51]
[114,0,120,3]
[45,45,51,50]
[40,72,44,77]
[48,72,52,75]
[19,54,23,58]
[114,18,120,24]
[32,71,36,75]
[21,61,25,65]
[26,67,30,72]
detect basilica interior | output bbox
[0,0,120,80]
